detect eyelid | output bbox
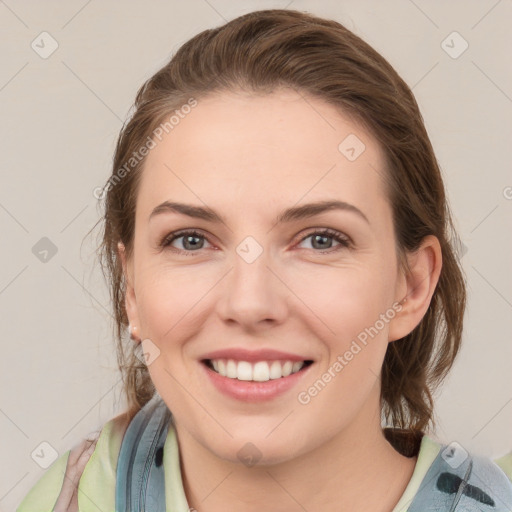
[297,227,351,243]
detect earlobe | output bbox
[388,235,443,342]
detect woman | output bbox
[18,8,512,512]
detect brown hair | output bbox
[94,9,466,440]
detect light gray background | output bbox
[1,0,511,509]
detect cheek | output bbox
[295,266,395,425]
[135,264,211,340]
[290,261,395,343]
[134,269,209,410]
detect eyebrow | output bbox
[149,199,369,225]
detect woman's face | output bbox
[121,88,411,464]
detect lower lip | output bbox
[201,362,312,402]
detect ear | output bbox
[118,241,141,343]
[388,235,442,342]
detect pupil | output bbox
[184,235,202,250]
[313,234,331,249]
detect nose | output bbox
[215,244,289,330]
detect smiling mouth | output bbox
[202,358,314,382]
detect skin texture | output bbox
[118,88,442,511]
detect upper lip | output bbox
[201,348,313,363]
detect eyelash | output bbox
[159,228,352,255]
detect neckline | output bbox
[164,422,441,512]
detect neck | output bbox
[175,391,418,512]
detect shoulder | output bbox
[392,433,512,512]
[16,449,71,512]
[494,450,512,483]
[17,412,130,512]
[410,437,512,511]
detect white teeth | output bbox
[253,361,270,382]
[209,359,306,381]
[292,361,303,373]
[226,359,237,378]
[281,361,293,377]
[269,361,282,379]
[237,361,253,381]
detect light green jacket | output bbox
[17,413,512,512]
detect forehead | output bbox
[137,89,389,224]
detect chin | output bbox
[205,432,310,467]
